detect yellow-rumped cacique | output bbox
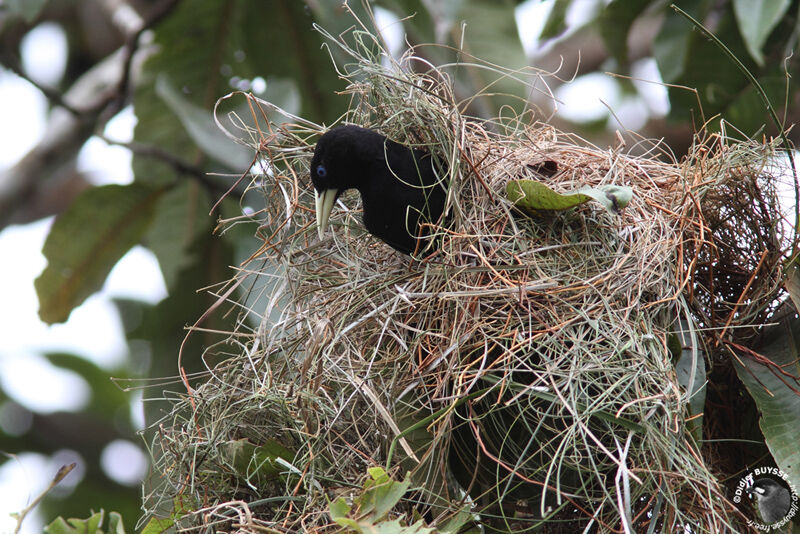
[310,125,447,255]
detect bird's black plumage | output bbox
[310,125,446,255]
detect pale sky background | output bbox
[0,1,671,531]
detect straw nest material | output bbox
[143,22,794,534]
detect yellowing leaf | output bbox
[506,180,632,215]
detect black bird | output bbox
[747,478,792,524]
[310,125,446,255]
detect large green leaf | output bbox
[449,0,531,115]
[155,75,252,170]
[374,0,529,116]
[35,183,163,324]
[663,6,755,125]
[143,181,212,291]
[333,516,436,534]
[239,0,347,123]
[733,310,800,492]
[726,72,789,135]
[361,467,412,519]
[786,259,800,312]
[374,0,437,46]
[732,0,792,66]
[140,497,193,534]
[539,0,570,41]
[598,0,650,66]
[653,3,699,84]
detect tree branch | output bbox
[0,0,184,231]
[105,137,239,198]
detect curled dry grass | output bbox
[143,14,794,534]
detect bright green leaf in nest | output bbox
[506,179,632,215]
[141,496,194,534]
[140,516,175,534]
[361,467,412,519]
[330,468,434,533]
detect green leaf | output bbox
[107,512,126,534]
[598,0,650,66]
[725,72,788,136]
[506,180,632,214]
[785,258,800,313]
[332,515,436,534]
[239,0,346,123]
[663,6,754,125]
[437,506,476,534]
[6,0,48,22]
[733,311,800,492]
[653,1,710,83]
[372,1,436,47]
[34,183,164,324]
[140,516,175,534]
[673,316,706,442]
[133,0,346,191]
[360,467,412,519]
[144,181,212,290]
[329,497,352,520]
[732,0,791,66]
[45,510,104,534]
[452,0,530,114]
[156,75,252,170]
[389,0,529,116]
[141,497,194,534]
[540,0,570,40]
[334,517,363,530]
[332,467,416,530]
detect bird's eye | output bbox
[316,165,327,178]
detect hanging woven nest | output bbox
[143,17,792,534]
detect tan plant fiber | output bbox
[145,17,792,534]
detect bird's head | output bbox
[310,125,374,238]
[747,478,783,500]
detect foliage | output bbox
[506,180,632,213]
[328,467,474,533]
[734,310,800,492]
[44,510,125,534]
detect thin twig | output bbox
[13,463,76,534]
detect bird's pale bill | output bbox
[315,188,338,239]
